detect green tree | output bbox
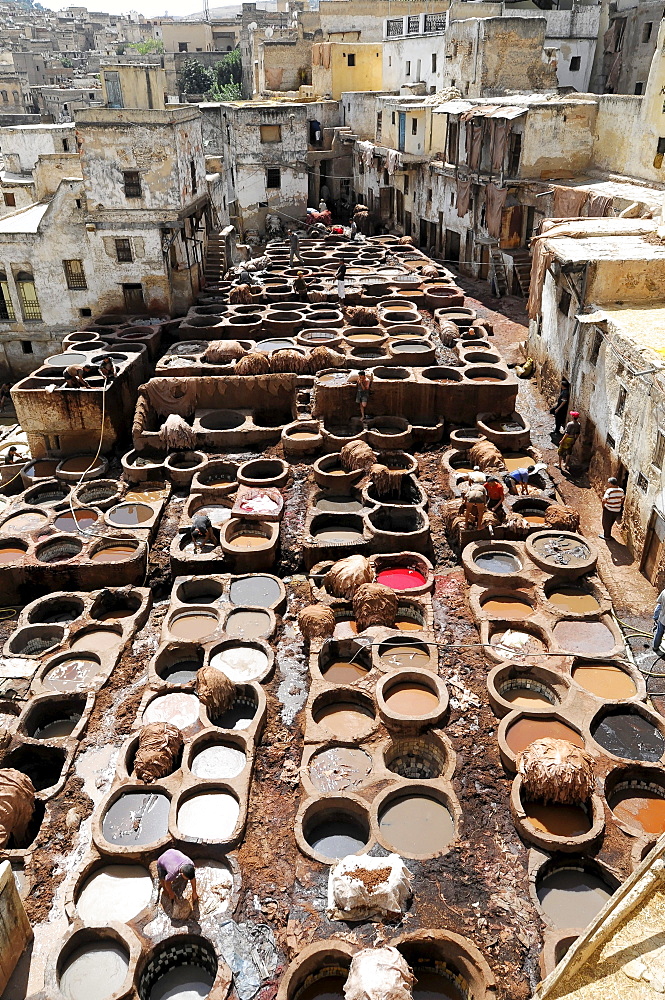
[60,56,73,68]
[180,59,214,95]
[214,48,242,88]
[211,81,242,100]
[128,39,165,55]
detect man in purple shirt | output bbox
[157,848,199,904]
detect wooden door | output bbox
[643,508,665,585]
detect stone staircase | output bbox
[203,232,227,284]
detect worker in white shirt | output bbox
[599,476,624,541]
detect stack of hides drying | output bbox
[134,723,183,783]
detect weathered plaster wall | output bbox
[33,153,82,200]
[0,123,75,173]
[319,0,402,41]
[443,17,557,95]
[382,34,447,93]
[340,91,391,139]
[520,102,597,179]
[101,64,168,110]
[259,34,312,93]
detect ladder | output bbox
[489,246,508,297]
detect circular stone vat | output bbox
[465,366,507,382]
[378,638,432,670]
[9,625,64,655]
[312,692,375,739]
[224,608,271,639]
[320,650,369,683]
[522,795,593,839]
[553,620,616,655]
[528,532,594,572]
[592,708,665,761]
[106,502,153,527]
[198,410,244,430]
[378,790,455,856]
[70,627,122,651]
[212,685,258,730]
[385,737,446,779]
[169,609,219,641]
[304,804,370,861]
[490,628,547,658]
[308,747,372,793]
[178,790,240,840]
[30,703,82,739]
[175,578,224,605]
[76,864,152,923]
[505,717,585,755]
[143,692,200,730]
[28,597,85,624]
[608,770,665,836]
[42,654,103,693]
[237,458,288,487]
[90,542,138,563]
[372,366,410,381]
[422,367,464,383]
[473,550,522,575]
[376,567,427,590]
[59,938,129,1000]
[36,536,83,563]
[53,508,98,532]
[138,937,218,1000]
[292,968,348,1000]
[497,676,558,710]
[536,865,615,928]
[2,510,48,532]
[24,480,71,506]
[190,741,246,779]
[102,790,170,846]
[209,643,269,682]
[229,575,283,608]
[23,459,60,479]
[546,586,601,615]
[382,675,441,717]
[480,594,533,620]
[91,592,142,621]
[311,516,365,544]
[155,645,203,685]
[192,503,233,527]
[572,662,636,700]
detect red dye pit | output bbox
[377,567,427,590]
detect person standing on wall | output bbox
[550,376,570,436]
[336,260,347,302]
[558,411,581,473]
[599,476,625,541]
[289,230,304,266]
[355,369,373,422]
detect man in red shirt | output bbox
[484,475,505,512]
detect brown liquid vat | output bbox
[486,663,570,718]
[605,766,665,838]
[510,775,605,853]
[498,711,586,772]
[377,669,449,733]
[372,783,460,860]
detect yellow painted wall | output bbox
[101,65,167,110]
[330,43,382,100]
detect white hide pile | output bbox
[344,947,414,1000]
[327,853,412,922]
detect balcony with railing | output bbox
[384,11,447,38]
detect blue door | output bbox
[398,112,406,152]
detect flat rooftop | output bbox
[599,303,665,362]
[541,219,665,263]
[0,201,48,232]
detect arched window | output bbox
[16,271,41,320]
[1,91,8,103]
[12,91,19,104]
[0,271,15,320]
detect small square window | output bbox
[63,259,87,290]
[79,307,92,317]
[347,53,355,66]
[635,82,645,95]
[569,55,581,71]
[606,433,616,450]
[411,118,418,135]
[642,21,653,42]
[123,170,141,198]
[658,137,665,155]
[260,124,281,143]
[115,238,132,262]
[406,61,411,76]
[62,138,69,151]
[3,192,15,207]
[21,340,33,354]
[616,386,627,416]
[178,41,188,51]
[266,167,281,189]
[654,431,665,469]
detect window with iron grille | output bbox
[16,272,41,320]
[408,15,420,33]
[115,238,132,262]
[655,432,665,469]
[123,170,141,198]
[606,433,616,450]
[637,472,649,492]
[424,12,446,31]
[63,259,87,290]
[266,167,281,189]
[616,386,627,416]
[386,18,403,36]
[0,271,14,320]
